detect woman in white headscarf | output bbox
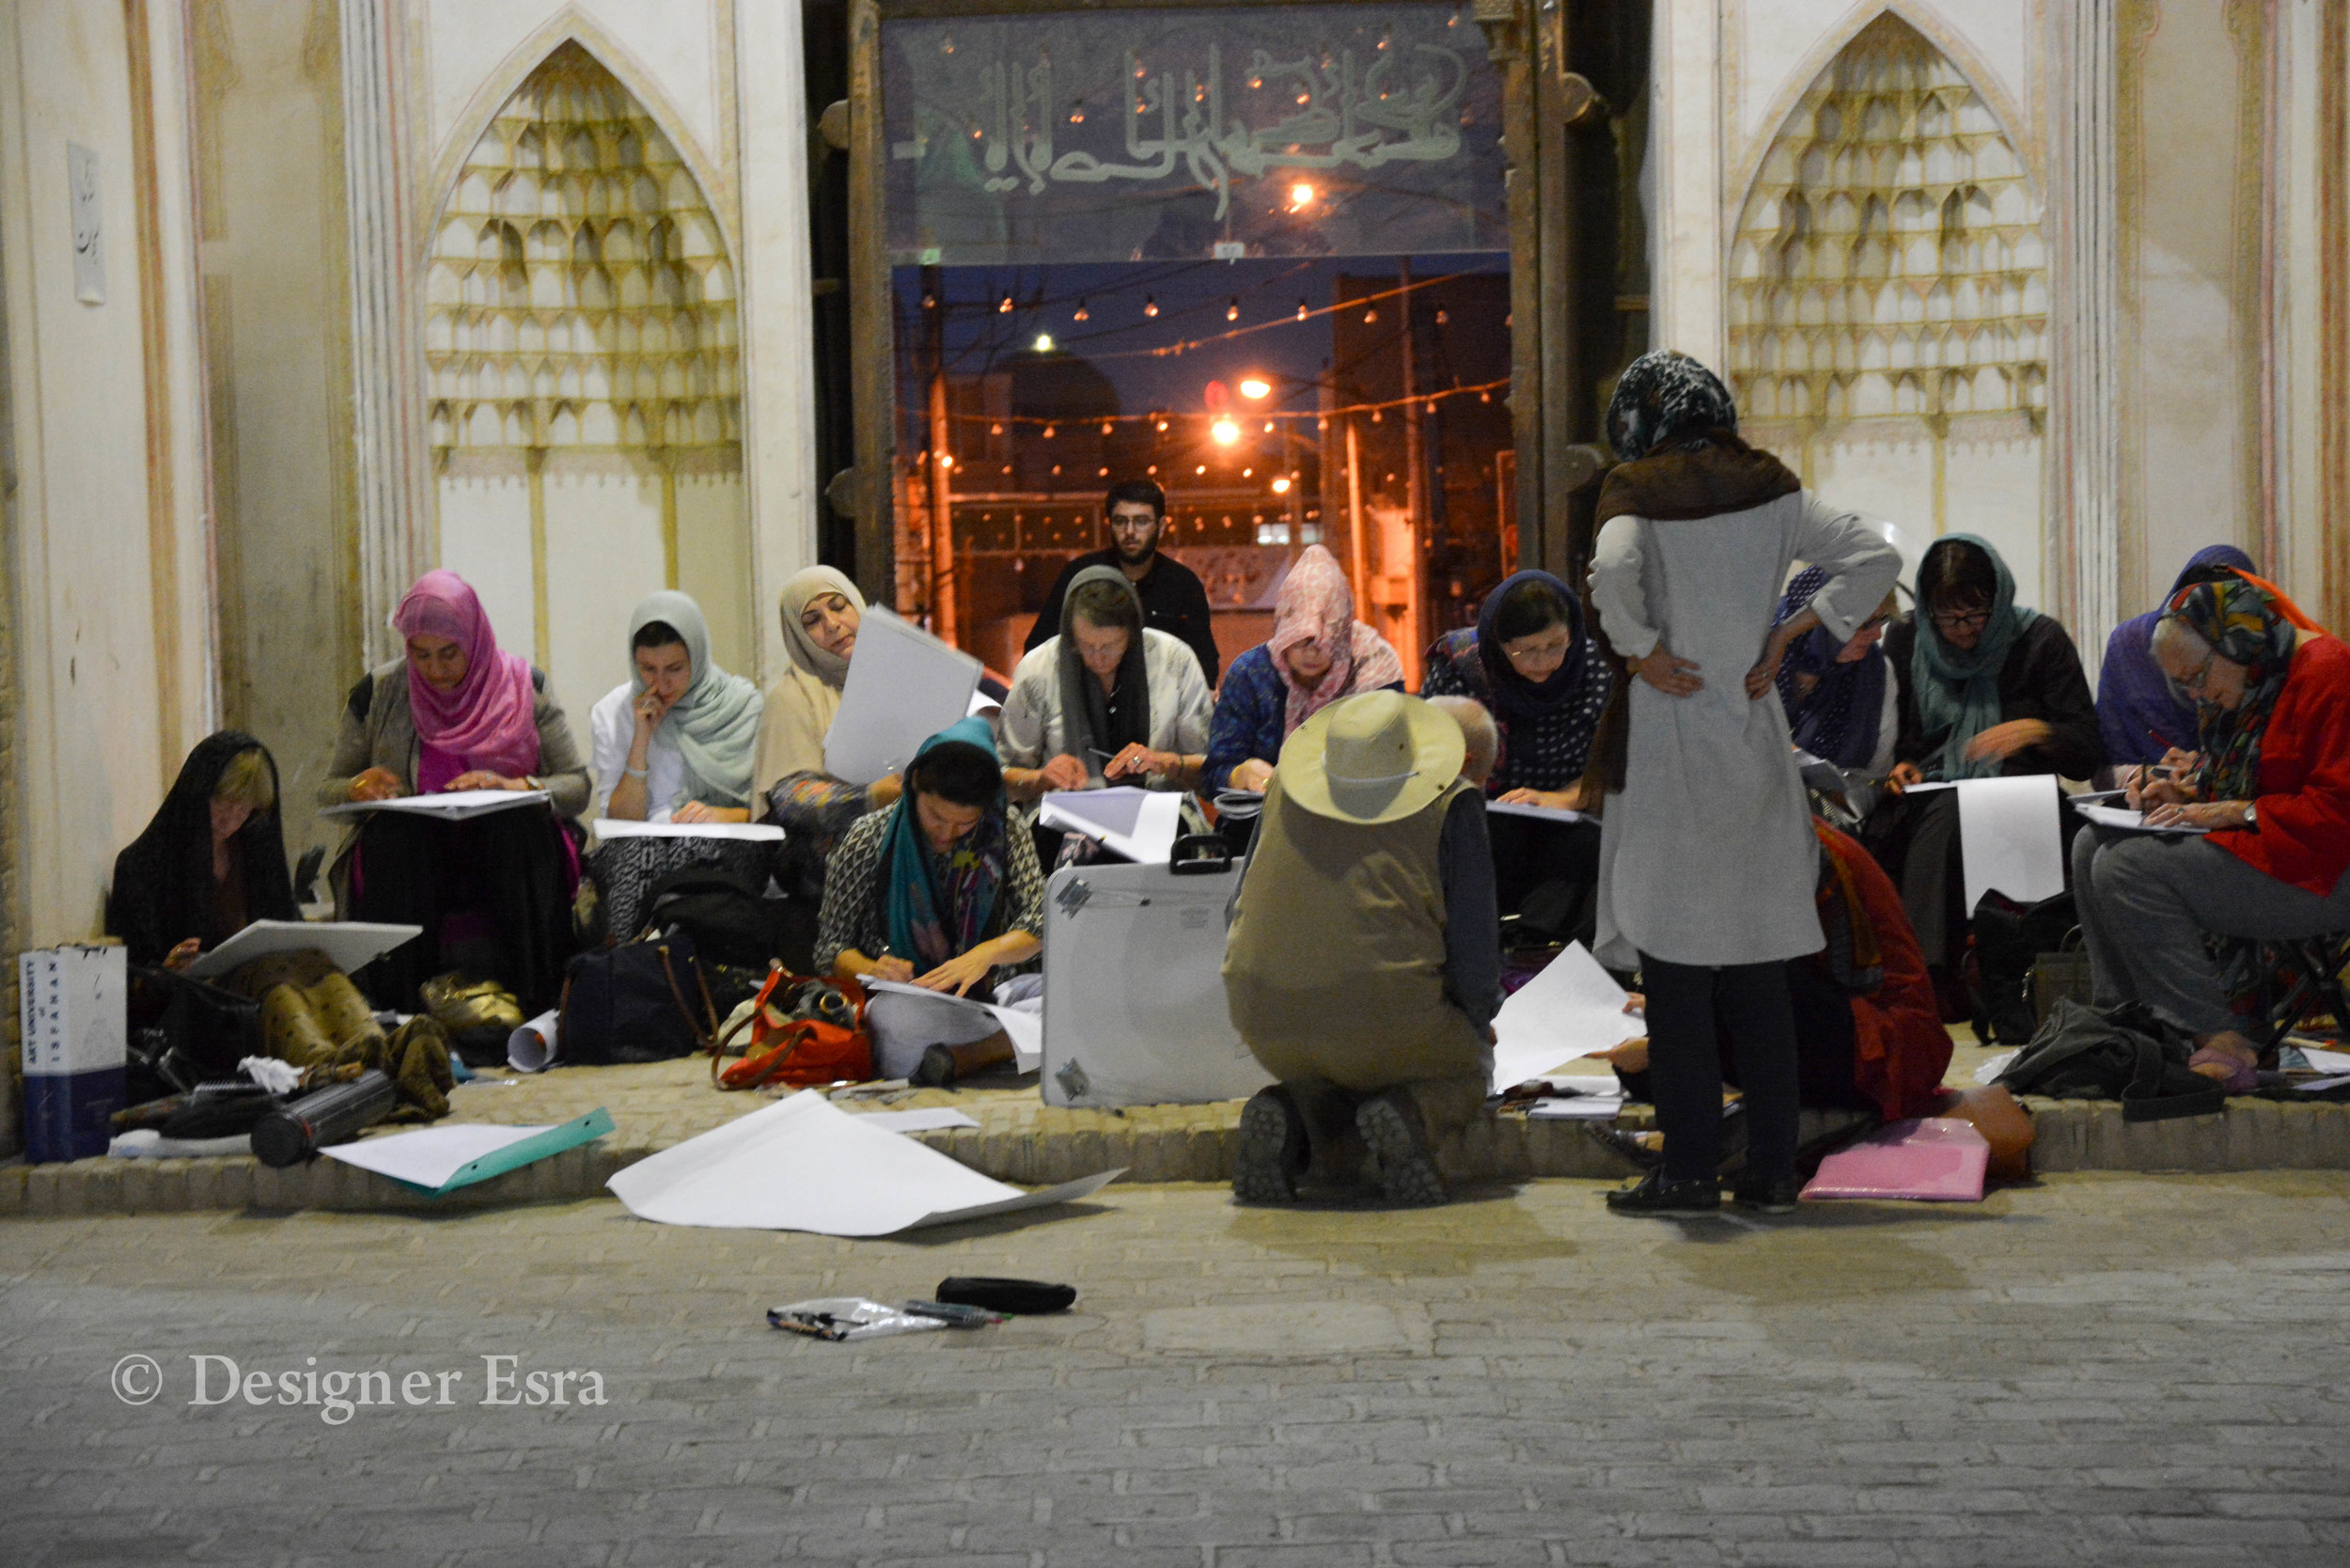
[752,568,907,896]
[589,591,764,823]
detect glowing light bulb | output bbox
[1042,425,1056,438]
[1211,418,1241,446]
[1144,295,1159,317]
[1290,182,1315,210]
[1272,477,1292,494]
[1227,298,1240,321]
[1363,306,1378,323]
[1239,377,1271,400]
[1296,300,1309,321]
[1034,334,1055,353]
[1073,299,1089,321]
[937,453,954,468]
[998,294,1013,313]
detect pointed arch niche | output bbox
[1727,12,2049,604]
[425,40,748,714]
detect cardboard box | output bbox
[19,945,126,1163]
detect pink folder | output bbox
[1800,1118,1989,1202]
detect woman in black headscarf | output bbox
[106,731,297,969]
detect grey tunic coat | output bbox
[1589,493,1901,968]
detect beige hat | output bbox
[1277,690,1466,825]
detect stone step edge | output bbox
[3,1097,2344,1217]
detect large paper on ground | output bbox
[1489,942,1645,1093]
[824,607,982,786]
[320,1108,614,1197]
[185,919,422,980]
[321,789,550,821]
[1954,774,2065,909]
[1037,787,1183,864]
[605,1089,1120,1234]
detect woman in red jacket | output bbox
[2073,570,2350,1090]
[1603,818,1952,1147]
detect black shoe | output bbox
[1605,1170,1720,1217]
[1731,1175,1802,1215]
[1583,1122,1663,1172]
[1232,1087,1308,1205]
[1355,1090,1449,1205]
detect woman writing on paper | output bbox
[1000,568,1212,799]
[816,718,1046,1077]
[2074,570,2350,1092]
[1418,571,1615,933]
[109,732,298,970]
[1203,544,1404,794]
[1585,350,1902,1217]
[753,568,904,897]
[590,591,765,824]
[321,571,587,1011]
[1860,535,2100,1001]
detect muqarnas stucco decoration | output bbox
[424,41,741,462]
[1728,13,2046,433]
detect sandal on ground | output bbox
[2186,1046,2259,1095]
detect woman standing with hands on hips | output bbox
[1585,351,1902,1217]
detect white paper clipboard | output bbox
[321,789,550,821]
[823,607,983,786]
[184,919,424,980]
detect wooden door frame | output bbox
[844,0,1577,606]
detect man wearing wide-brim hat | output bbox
[1222,689,1502,1204]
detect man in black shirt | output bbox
[1024,478,1222,686]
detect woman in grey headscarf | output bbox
[999,564,1213,797]
[589,590,764,823]
[1586,350,1902,1219]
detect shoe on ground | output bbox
[1232,1086,1308,1204]
[1355,1090,1448,1206]
[1731,1175,1802,1214]
[1604,1169,1720,1217]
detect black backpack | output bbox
[1968,888,2077,1043]
[641,864,817,974]
[556,932,721,1066]
[1996,997,2226,1121]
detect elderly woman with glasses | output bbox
[1861,534,2102,1005]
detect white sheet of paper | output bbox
[1972,1049,2018,1086]
[824,607,983,785]
[605,1088,1120,1235]
[2296,1074,2350,1094]
[1488,942,1644,1093]
[185,919,423,980]
[1486,800,1583,824]
[2295,1045,2350,1073]
[862,978,1042,1072]
[1955,775,2066,909]
[968,689,1000,717]
[592,819,784,842]
[1903,780,1959,793]
[851,1106,982,1133]
[321,789,551,821]
[2071,801,2211,836]
[320,1122,556,1188]
[1038,787,1183,864]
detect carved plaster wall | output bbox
[1729,11,2048,605]
[425,40,748,713]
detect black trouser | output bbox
[1638,952,1800,1185]
[1616,956,1872,1120]
[352,807,577,1013]
[1488,814,1602,938]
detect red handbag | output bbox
[711,965,874,1090]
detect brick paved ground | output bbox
[5,1171,2348,1565]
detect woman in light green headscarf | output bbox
[597,590,764,823]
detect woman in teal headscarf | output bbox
[814,716,1045,1000]
[1862,534,2102,1000]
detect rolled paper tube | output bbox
[508,1011,559,1074]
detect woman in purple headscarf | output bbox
[2097,545,2258,769]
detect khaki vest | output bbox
[1223,775,1478,1074]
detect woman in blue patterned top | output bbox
[1419,571,1615,933]
[1205,544,1404,794]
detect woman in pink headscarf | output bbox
[1204,545,1405,794]
[321,571,588,1017]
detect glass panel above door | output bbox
[884,4,1506,266]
